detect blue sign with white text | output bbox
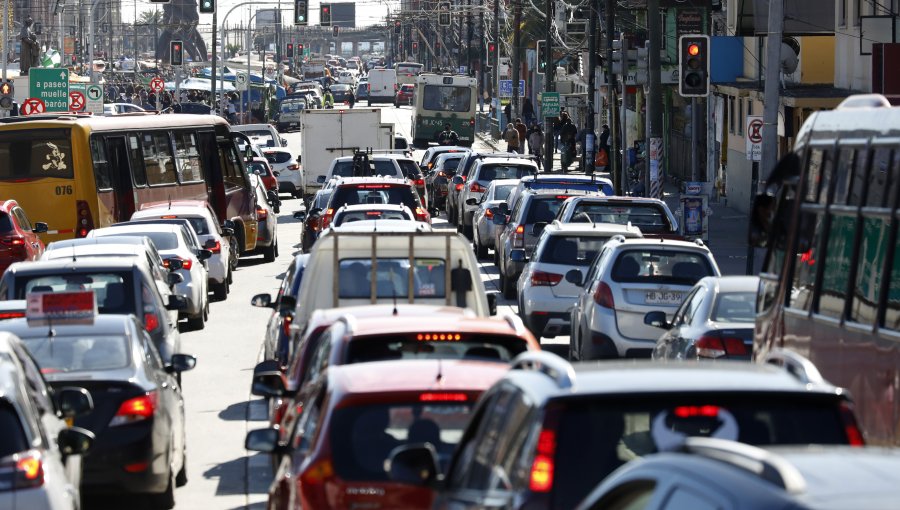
[499,79,525,98]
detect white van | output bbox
[367,68,398,105]
[290,230,497,334]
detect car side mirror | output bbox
[166,258,184,271]
[166,272,184,287]
[251,293,275,309]
[565,269,584,287]
[245,428,281,453]
[293,211,307,221]
[266,190,280,204]
[166,294,188,310]
[644,310,671,329]
[388,443,441,486]
[55,387,93,418]
[297,155,302,164]
[531,222,548,236]
[510,250,528,263]
[32,222,49,234]
[251,360,288,397]
[272,171,280,177]
[498,202,510,215]
[487,292,498,316]
[222,219,236,230]
[197,249,213,261]
[317,175,326,184]
[221,227,235,237]
[465,198,478,206]
[281,137,288,147]
[57,427,94,456]
[166,353,197,373]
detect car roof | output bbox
[487,178,521,187]
[304,304,474,332]
[522,189,600,199]
[139,199,212,211]
[0,199,18,212]
[44,243,149,259]
[565,195,668,206]
[2,314,136,339]
[232,123,273,131]
[5,257,145,274]
[698,275,760,293]
[612,237,711,252]
[46,237,150,250]
[335,176,411,186]
[93,223,184,235]
[336,204,412,212]
[327,220,430,233]
[477,157,539,166]
[342,312,530,339]
[262,147,292,154]
[544,221,643,237]
[132,206,214,220]
[329,359,510,397]
[0,333,27,402]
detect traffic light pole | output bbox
[542,0,554,172]
[511,0,521,119]
[584,0,597,173]
[647,0,663,199]
[605,0,618,192]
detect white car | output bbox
[336,70,357,87]
[263,148,304,198]
[249,174,279,262]
[130,201,234,301]
[568,237,721,360]
[471,179,519,259]
[517,221,643,339]
[88,224,211,330]
[231,123,287,148]
[326,219,432,234]
[331,203,416,227]
[103,103,146,115]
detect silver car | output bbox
[471,179,519,259]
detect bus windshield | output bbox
[0,128,73,181]
[423,85,471,112]
[395,63,423,75]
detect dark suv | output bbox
[315,177,430,229]
[388,352,864,510]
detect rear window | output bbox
[22,335,131,374]
[611,249,714,286]
[549,394,851,510]
[538,236,612,266]
[477,164,534,182]
[492,184,515,201]
[524,197,568,224]
[0,128,74,181]
[182,217,210,236]
[15,273,135,314]
[104,231,177,251]
[334,209,411,226]
[712,292,757,323]
[0,212,13,234]
[330,184,418,211]
[345,333,528,363]
[338,258,445,298]
[246,161,271,176]
[439,158,462,172]
[330,402,473,481]
[0,401,27,458]
[396,160,419,177]
[571,203,671,233]
[264,151,293,164]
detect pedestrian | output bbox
[515,118,528,154]
[227,94,238,124]
[347,89,356,108]
[599,124,611,154]
[438,123,460,145]
[528,124,545,170]
[522,97,536,127]
[503,102,512,126]
[503,123,520,153]
[559,117,578,172]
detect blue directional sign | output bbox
[499,79,525,98]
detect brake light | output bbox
[161,215,178,219]
[0,311,24,319]
[416,333,463,341]
[592,281,614,308]
[207,240,222,253]
[414,178,425,187]
[695,335,748,358]
[322,208,335,228]
[165,258,192,271]
[455,183,464,192]
[256,205,268,221]
[531,270,562,287]
[110,392,158,426]
[840,402,865,446]
[300,459,334,485]
[287,163,300,171]
[1,237,24,246]
[555,195,571,200]
[469,118,476,126]
[469,182,486,193]
[485,208,494,219]
[0,451,45,490]
[76,200,94,238]
[512,225,525,248]
[415,207,430,222]
[529,429,556,492]
[420,392,468,402]
[281,313,294,338]
[673,405,720,418]
[144,312,159,332]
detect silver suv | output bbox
[457,156,538,238]
[568,237,720,359]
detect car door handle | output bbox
[161,381,169,389]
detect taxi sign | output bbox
[26,290,97,325]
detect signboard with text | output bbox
[746,115,763,161]
[540,91,560,117]
[499,79,525,98]
[29,68,69,112]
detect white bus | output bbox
[411,73,477,148]
[394,62,424,86]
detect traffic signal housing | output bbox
[321,3,331,26]
[394,20,401,34]
[170,41,183,66]
[536,40,546,74]
[294,0,308,25]
[438,2,451,26]
[333,25,339,37]
[0,81,13,110]
[199,0,214,14]
[412,41,418,52]
[678,34,710,97]
[298,43,305,55]
[286,43,294,57]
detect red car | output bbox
[395,84,415,107]
[0,200,47,275]
[247,358,510,509]
[245,157,279,192]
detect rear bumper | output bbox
[588,311,656,358]
[82,425,170,495]
[523,311,570,338]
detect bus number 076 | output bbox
[55,185,73,195]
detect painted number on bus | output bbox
[55,185,73,195]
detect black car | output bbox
[251,254,310,367]
[7,314,196,509]
[389,352,865,510]
[295,188,333,253]
[330,84,353,103]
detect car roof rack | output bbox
[679,437,807,494]
[762,349,827,385]
[510,352,575,389]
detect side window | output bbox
[174,131,204,183]
[278,263,298,303]
[672,288,700,326]
[128,134,148,187]
[662,486,721,510]
[13,208,32,232]
[90,136,113,190]
[804,148,828,202]
[790,210,825,311]
[884,234,900,331]
[587,481,658,510]
[220,144,246,189]
[817,212,855,319]
[304,323,342,386]
[454,388,516,490]
[830,149,855,205]
[292,388,325,452]
[849,216,891,325]
[142,330,164,372]
[144,132,178,186]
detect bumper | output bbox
[588,312,655,358]
[81,424,170,494]
[476,222,498,248]
[523,311,570,338]
[505,252,526,278]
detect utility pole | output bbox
[584,0,598,173]
[211,8,218,112]
[605,0,618,191]
[511,0,521,118]
[478,2,484,106]
[458,0,464,70]
[466,0,473,73]
[542,0,554,172]
[493,0,500,126]
[646,0,663,199]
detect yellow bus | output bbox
[0,113,259,254]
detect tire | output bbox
[275,239,280,257]
[475,234,489,259]
[263,240,277,262]
[502,269,516,300]
[187,310,205,331]
[228,239,239,272]
[152,471,175,510]
[463,223,474,240]
[175,453,188,487]
[213,281,228,302]
[227,270,233,285]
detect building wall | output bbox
[798,36,835,85]
[723,94,764,213]
[833,0,873,91]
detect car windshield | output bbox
[334,209,411,225]
[330,402,472,481]
[22,335,131,374]
[478,164,534,181]
[539,235,613,266]
[492,184,515,201]
[396,160,419,177]
[712,292,757,323]
[280,99,305,112]
[15,273,135,314]
[0,401,27,458]
[345,333,528,363]
[550,394,852,510]
[611,249,714,286]
[330,184,418,211]
[571,203,671,233]
[0,128,74,181]
[525,197,569,224]
[332,85,351,92]
[264,151,293,164]
[338,258,445,298]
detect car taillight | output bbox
[529,429,556,492]
[287,163,300,170]
[455,183,464,192]
[281,314,294,338]
[208,240,222,253]
[840,401,865,446]
[414,178,425,187]
[165,258,192,271]
[419,392,468,402]
[0,450,44,491]
[256,205,268,221]
[469,182,486,193]
[531,270,562,287]
[300,459,334,485]
[76,200,94,238]
[1,237,24,246]
[512,225,525,248]
[322,208,334,228]
[144,312,159,332]
[695,335,748,358]
[109,392,158,427]
[485,208,494,219]
[415,207,430,222]
[592,281,614,308]
[469,118,476,126]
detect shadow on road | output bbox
[218,399,267,422]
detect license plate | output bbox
[290,122,297,126]
[645,291,684,305]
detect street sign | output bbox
[540,91,560,117]
[150,76,165,93]
[235,72,249,91]
[68,90,85,112]
[746,115,763,161]
[20,98,46,116]
[29,68,69,112]
[70,84,103,114]
[498,79,525,98]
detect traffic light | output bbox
[298,43,305,55]
[75,40,82,54]
[610,37,624,75]
[199,0,214,13]
[678,34,709,97]
[70,54,77,65]
[487,42,496,54]
[321,3,331,26]
[394,20,401,34]
[438,2,451,26]
[170,40,183,66]
[333,25,339,37]
[412,41,418,52]
[0,81,13,110]
[536,40,546,74]
[286,43,294,57]
[294,0,308,25]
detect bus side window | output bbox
[815,149,858,319]
[174,131,204,183]
[128,134,147,187]
[90,136,113,190]
[867,148,899,208]
[144,132,178,186]
[886,246,900,331]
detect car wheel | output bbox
[463,223,474,240]
[263,241,277,262]
[175,453,188,487]
[502,270,516,300]
[151,471,175,509]
[227,269,233,285]
[213,282,227,302]
[475,235,489,259]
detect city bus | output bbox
[0,113,259,254]
[394,61,424,86]
[750,94,900,446]
[411,73,477,148]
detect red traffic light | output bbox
[687,43,700,56]
[488,43,496,53]
[173,43,181,51]
[322,6,329,12]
